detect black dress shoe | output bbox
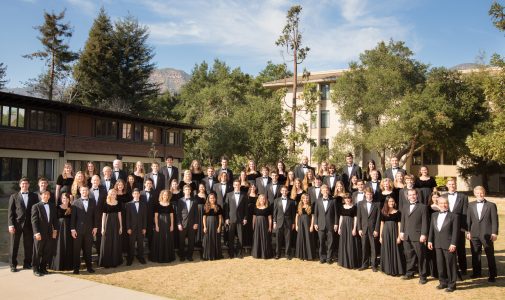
[419,278,428,285]
[73,269,80,275]
[23,264,31,270]
[87,268,95,273]
[445,287,455,292]
[402,275,414,280]
[287,256,292,260]
[40,268,49,275]
[436,284,447,290]
[33,271,43,277]
[179,257,186,262]
[319,260,325,264]
[327,259,333,264]
[187,257,193,262]
[358,266,367,271]
[10,266,17,272]
[138,257,147,264]
[470,273,481,279]
[274,256,280,260]
[488,277,496,283]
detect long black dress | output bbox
[170,191,182,250]
[191,172,204,185]
[132,173,144,190]
[150,204,176,263]
[252,207,273,259]
[247,172,260,186]
[244,195,257,248]
[426,205,439,278]
[338,205,361,269]
[379,191,395,209]
[51,206,73,270]
[56,175,73,201]
[118,193,131,253]
[295,207,316,260]
[414,177,437,205]
[380,211,405,275]
[202,205,223,260]
[195,195,206,249]
[99,203,123,267]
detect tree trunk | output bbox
[49,50,55,100]
[378,149,386,173]
[482,173,489,192]
[290,46,297,154]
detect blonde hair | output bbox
[106,189,118,206]
[297,193,312,215]
[71,171,86,197]
[256,194,268,208]
[135,161,145,177]
[61,162,73,179]
[333,180,346,198]
[302,170,314,191]
[159,189,172,204]
[291,178,303,199]
[380,178,393,191]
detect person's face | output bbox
[166,158,173,166]
[220,174,227,183]
[321,186,329,196]
[446,180,456,192]
[344,197,352,205]
[431,195,439,204]
[474,188,485,199]
[281,187,288,197]
[250,185,257,193]
[199,184,206,193]
[240,171,246,180]
[108,189,117,199]
[371,171,378,181]
[315,179,322,187]
[277,162,283,171]
[170,181,177,189]
[233,181,240,191]
[80,188,89,198]
[407,190,417,202]
[146,181,153,190]
[365,191,373,201]
[396,173,403,182]
[321,162,328,170]
[420,167,428,176]
[302,157,308,165]
[38,181,48,191]
[132,191,140,199]
[92,176,100,187]
[388,198,395,208]
[207,168,214,177]
[261,169,269,177]
[113,161,120,170]
[336,183,344,192]
[61,195,69,205]
[128,176,135,184]
[438,199,448,211]
[351,176,357,184]
[136,162,143,170]
[249,161,255,170]
[302,196,309,205]
[329,166,335,174]
[161,192,168,202]
[76,173,84,181]
[307,172,314,180]
[19,180,29,191]
[288,171,294,180]
[295,180,301,188]
[117,182,125,191]
[368,161,375,169]
[405,178,413,186]
[193,161,200,169]
[209,194,216,205]
[152,164,159,173]
[346,156,353,165]
[184,186,191,196]
[64,165,72,174]
[184,171,191,180]
[391,157,398,167]
[271,174,279,182]
[104,169,112,177]
[87,163,94,172]
[38,192,49,203]
[259,197,266,206]
[221,159,228,168]
[357,181,364,190]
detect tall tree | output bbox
[489,1,505,31]
[0,62,7,89]
[73,7,115,106]
[276,5,310,153]
[24,10,77,100]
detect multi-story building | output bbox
[0,91,199,193]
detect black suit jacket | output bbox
[126,200,147,232]
[212,182,233,207]
[224,191,248,223]
[70,198,97,234]
[162,165,179,188]
[294,164,315,180]
[308,186,323,203]
[384,167,406,181]
[112,169,128,186]
[36,191,56,206]
[145,172,166,195]
[89,186,107,231]
[398,187,420,212]
[365,181,382,202]
[31,202,58,238]
[324,174,341,195]
[444,192,469,231]
[357,201,381,233]
[272,197,296,229]
[216,168,234,184]
[255,176,271,196]
[176,197,199,228]
[342,164,363,191]
[201,176,216,194]
[400,202,429,242]
[266,183,282,205]
[8,191,38,229]
[352,191,365,206]
[428,212,459,249]
[100,178,114,192]
[467,200,499,243]
[313,198,338,230]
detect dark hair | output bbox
[19,177,30,184]
[381,195,397,216]
[346,153,354,158]
[367,160,376,170]
[38,177,49,183]
[144,178,154,183]
[166,155,174,160]
[276,160,286,172]
[314,175,322,181]
[132,188,140,193]
[221,155,229,161]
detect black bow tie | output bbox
[372,181,378,184]
[410,202,416,206]
[234,192,240,195]
[221,183,226,185]
[439,211,447,214]
[273,183,277,186]
[392,167,399,170]
[323,199,328,201]
[152,173,158,176]
[263,177,268,179]
[82,199,88,202]
[302,165,308,168]
[167,166,172,169]
[43,203,48,205]
[21,192,28,194]
[93,188,99,191]
[185,198,190,201]
[134,200,139,203]
[282,198,287,201]
[448,193,455,196]
[358,192,363,194]
[114,171,119,173]
[477,200,486,204]
[105,179,110,181]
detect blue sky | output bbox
[0,0,504,88]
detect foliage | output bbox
[458,154,505,191]
[489,1,505,32]
[23,9,78,100]
[0,62,7,89]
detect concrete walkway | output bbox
[0,263,167,299]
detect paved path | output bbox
[0,263,167,299]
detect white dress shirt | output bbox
[21,192,29,207]
[272,183,278,195]
[330,176,335,188]
[185,198,191,211]
[448,193,457,212]
[315,187,321,199]
[221,184,227,197]
[323,199,329,212]
[152,174,158,188]
[477,201,485,219]
[234,192,240,206]
[145,190,151,202]
[437,211,448,231]
[262,177,268,187]
[82,199,89,212]
[282,198,287,212]
[167,166,172,178]
[347,165,353,177]
[43,203,50,222]
[114,170,120,180]
[105,179,111,191]
[357,192,364,203]
[371,182,378,193]
[366,201,372,215]
[92,188,99,203]
[134,200,140,213]
[409,202,416,213]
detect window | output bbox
[320,110,330,128]
[0,157,22,181]
[310,112,317,129]
[121,123,133,140]
[95,119,117,138]
[143,126,155,142]
[443,150,458,166]
[167,131,180,145]
[27,159,54,181]
[1,105,25,128]
[320,84,330,101]
[29,110,60,132]
[422,149,441,165]
[320,139,329,147]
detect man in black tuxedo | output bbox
[224,180,248,258]
[428,197,459,292]
[398,175,417,212]
[89,175,106,259]
[384,156,406,181]
[101,166,114,192]
[466,186,499,282]
[324,164,341,195]
[308,176,323,203]
[140,178,155,252]
[444,177,468,275]
[351,180,366,205]
[112,159,128,185]
[365,170,381,203]
[400,189,429,284]
[357,188,381,271]
[293,156,315,180]
[342,153,362,192]
[126,189,147,265]
[31,191,58,276]
[213,172,232,207]
[313,185,338,264]
[273,186,296,259]
[255,166,271,196]
[162,155,179,189]
[177,185,199,261]
[266,171,282,205]
[216,156,234,185]
[201,166,216,194]
[7,177,38,272]
[70,186,98,274]
[36,177,55,206]
[145,162,165,196]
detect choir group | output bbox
[7,153,499,293]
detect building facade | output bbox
[0,91,199,194]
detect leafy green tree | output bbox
[24,10,78,100]
[0,62,7,89]
[489,1,505,31]
[276,5,310,153]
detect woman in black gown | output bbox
[338,194,360,269]
[276,160,287,186]
[190,160,205,184]
[244,184,258,248]
[414,166,437,205]
[426,191,441,278]
[151,190,175,263]
[56,162,74,204]
[99,189,123,268]
[85,161,99,188]
[195,184,207,252]
[245,159,261,186]
[132,161,145,190]
[202,193,223,260]
[51,193,73,270]
[70,171,86,201]
[290,178,305,207]
[251,195,273,259]
[348,175,359,194]
[239,171,250,194]
[302,169,314,191]
[179,170,197,196]
[379,196,405,276]
[126,175,136,196]
[362,159,382,183]
[295,193,316,260]
[169,179,182,251]
[115,179,131,254]
[379,178,396,208]
[285,171,295,195]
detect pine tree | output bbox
[0,63,7,89]
[24,10,77,100]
